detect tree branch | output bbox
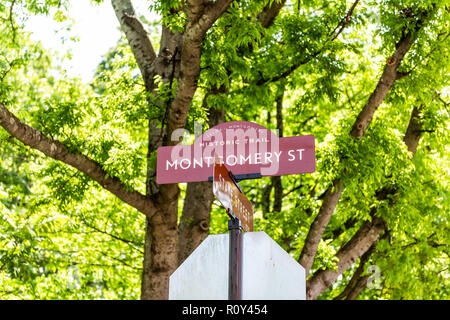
[111,0,157,91]
[186,0,234,33]
[271,83,285,213]
[403,105,425,156]
[297,11,431,276]
[257,0,287,28]
[200,0,235,32]
[0,103,158,219]
[8,0,17,44]
[166,0,234,145]
[433,88,449,113]
[306,104,427,299]
[334,243,375,300]
[350,32,414,138]
[345,275,369,300]
[350,10,431,139]
[298,179,344,276]
[306,217,386,300]
[328,0,360,42]
[80,215,144,253]
[256,0,360,86]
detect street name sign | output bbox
[213,158,253,232]
[165,121,313,301]
[157,121,315,184]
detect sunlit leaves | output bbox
[1,0,449,300]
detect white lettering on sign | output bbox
[288,149,304,161]
[157,121,316,185]
[166,160,178,170]
[165,150,306,171]
[199,137,269,147]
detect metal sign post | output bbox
[227,213,242,300]
[213,157,249,300]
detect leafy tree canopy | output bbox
[0,0,448,300]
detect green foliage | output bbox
[1,0,449,300]
[1,130,144,299]
[148,0,185,33]
[0,2,148,299]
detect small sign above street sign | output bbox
[213,158,253,232]
[157,121,315,184]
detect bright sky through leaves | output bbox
[24,0,158,82]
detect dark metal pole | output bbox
[228,214,242,300]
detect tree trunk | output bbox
[141,219,178,299]
[178,103,225,264]
[135,0,233,299]
[177,0,287,264]
[177,181,214,265]
[141,187,179,299]
[139,28,182,300]
[272,84,284,213]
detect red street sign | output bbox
[157,121,315,184]
[213,159,253,232]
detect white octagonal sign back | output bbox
[169,231,305,300]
